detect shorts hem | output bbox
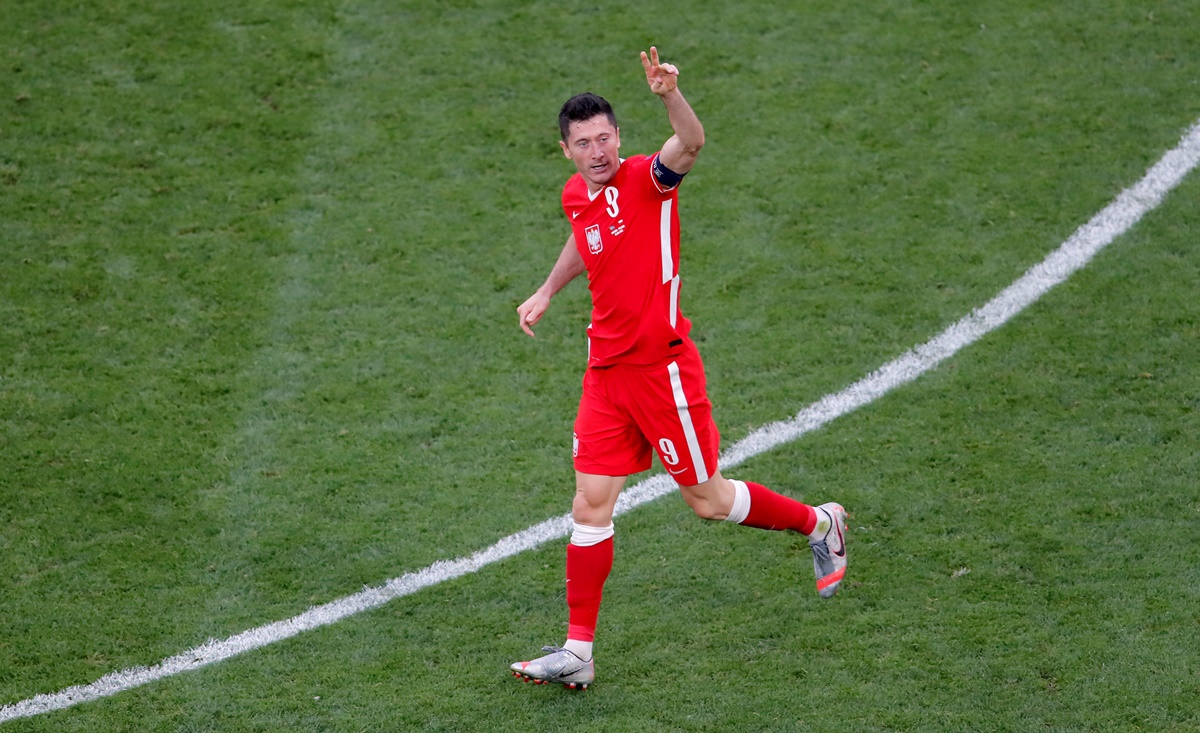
[573,459,652,477]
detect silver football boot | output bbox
[809,502,848,598]
[510,646,594,690]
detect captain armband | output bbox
[652,154,686,190]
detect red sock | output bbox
[741,482,817,534]
[566,537,614,642]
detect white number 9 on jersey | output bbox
[605,186,620,218]
[658,438,679,466]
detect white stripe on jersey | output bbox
[669,274,680,328]
[660,199,673,284]
[667,361,709,484]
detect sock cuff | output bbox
[570,522,615,547]
[805,505,829,540]
[725,480,752,524]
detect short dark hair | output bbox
[559,93,617,141]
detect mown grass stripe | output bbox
[2,119,1197,724]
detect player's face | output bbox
[559,115,621,192]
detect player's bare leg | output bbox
[677,470,736,520]
[511,472,624,689]
[571,471,625,526]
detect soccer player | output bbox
[510,47,848,691]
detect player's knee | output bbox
[682,491,728,521]
[572,489,611,525]
[571,495,596,524]
[680,477,734,521]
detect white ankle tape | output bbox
[570,522,615,547]
[725,480,751,524]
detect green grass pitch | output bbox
[2,0,1199,730]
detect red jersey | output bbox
[562,153,691,367]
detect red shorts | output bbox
[573,342,720,486]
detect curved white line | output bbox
[3,119,1198,723]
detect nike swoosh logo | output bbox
[572,211,580,219]
[667,467,687,475]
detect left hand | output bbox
[517,289,550,338]
[640,46,679,96]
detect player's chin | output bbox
[586,166,615,185]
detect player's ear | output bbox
[559,139,572,159]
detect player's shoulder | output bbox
[621,153,655,173]
[615,153,659,186]
[618,153,674,197]
[562,172,588,202]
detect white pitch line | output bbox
[4,118,1199,723]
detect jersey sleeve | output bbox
[650,153,686,192]
[627,153,676,199]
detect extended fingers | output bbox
[641,46,679,93]
[642,46,665,72]
[641,48,678,76]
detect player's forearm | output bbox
[660,89,705,155]
[538,235,586,297]
[658,89,704,175]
